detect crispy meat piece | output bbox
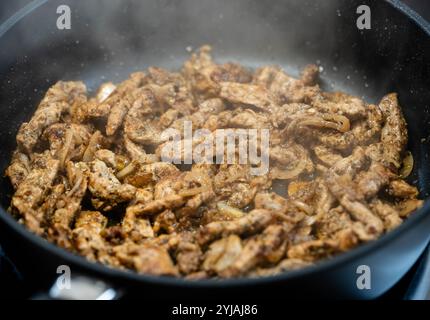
[153,209,177,234]
[197,209,276,246]
[311,92,367,118]
[87,160,136,210]
[106,99,130,136]
[123,137,159,163]
[355,162,395,199]
[123,89,165,145]
[223,225,288,277]
[370,200,403,231]
[84,73,146,120]
[17,81,87,153]
[388,179,419,199]
[147,67,195,108]
[113,242,178,276]
[287,239,340,262]
[315,206,355,238]
[120,161,179,188]
[182,46,251,99]
[176,241,203,274]
[213,164,271,208]
[169,98,225,133]
[254,192,305,223]
[253,66,320,104]
[72,211,108,261]
[39,183,66,225]
[95,149,118,168]
[202,234,243,276]
[122,210,154,241]
[228,109,272,130]
[325,148,385,237]
[159,109,181,128]
[365,95,407,171]
[396,199,423,218]
[5,151,30,189]
[11,157,60,233]
[378,93,408,169]
[211,63,253,83]
[220,82,277,112]
[51,161,88,228]
[182,46,217,96]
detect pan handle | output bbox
[31,275,122,300]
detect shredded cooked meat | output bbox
[5,46,423,278]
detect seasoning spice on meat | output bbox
[5,46,423,278]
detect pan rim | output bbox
[0,0,429,289]
[1,194,429,289]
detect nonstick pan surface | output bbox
[0,0,429,299]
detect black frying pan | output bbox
[0,0,429,299]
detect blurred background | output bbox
[1,0,429,26]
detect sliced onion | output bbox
[178,186,209,197]
[67,174,83,197]
[116,160,138,179]
[59,128,74,168]
[397,199,423,217]
[285,114,350,136]
[399,151,413,178]
[217,202,245,218]
[322,114,350,132]
[292,200,314,215]
[96,82,117,103]
[301,215,317,226]
[271,160,307,180]
[83,131,103,162]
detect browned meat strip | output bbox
[176,241,203,275]
[223,224,288,277]
[87,160,136,210]
[388,179,419,198]
[113,242,178,276]
[253,66,320,104]
[198,209,276,246]
[73,211,108,261]
[287,239,340,262]
[11,157,60,233]
[5,151,30,189]
[123,89,165,145]
[122,210,154,240]
[50,161,88,229]
[17,81,87,153]
[106,99,130,136]
[220,82,277,112]
[202,235,242,276]
[378,93,408,169]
